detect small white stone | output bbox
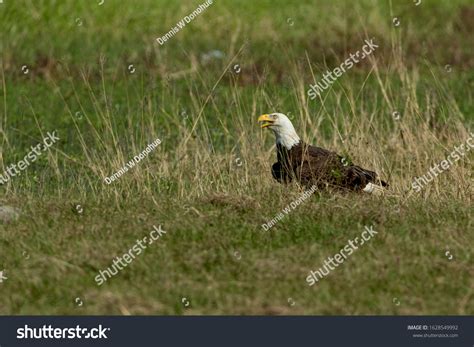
[0,206,20,222]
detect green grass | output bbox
[0,0,473,314]
[3,195,472,314]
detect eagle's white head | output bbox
[258,113,301,150]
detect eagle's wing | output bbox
[292,145,342,187]
[293,145,385,190]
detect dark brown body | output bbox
[271,142,387,190]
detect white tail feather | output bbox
[363,182,385,195]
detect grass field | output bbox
[0,0,473,315]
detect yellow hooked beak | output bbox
[258,114,275,128]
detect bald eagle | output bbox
[258,113,388,193]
